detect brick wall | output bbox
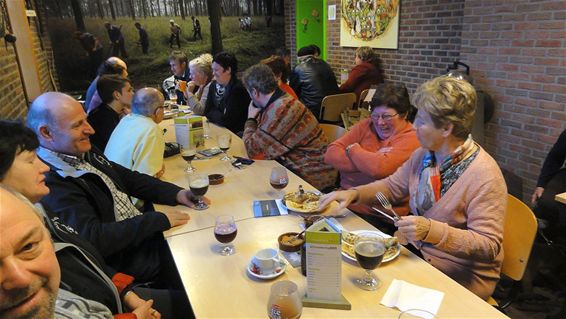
[460,0,566,200]
[325,0,465,93]
[285,0,566,201]
[0,44,27,119]
[0,2,58,120]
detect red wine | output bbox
[182,153,196,162]
[214,227,237,243]
[355,242,385,270]
[270,180,288,189]
[190,185,208,196]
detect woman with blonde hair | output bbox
[321,75,507,300]
[184,53,213,115]
[339,46,383,101]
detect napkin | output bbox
[380,279,444,319]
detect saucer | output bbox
[247,258,287,280]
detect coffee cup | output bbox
[253,248,279,274]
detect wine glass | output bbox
[218,133,232,161]
[181,147,197,173]
[270,167,289,198]
[354,235,386,290]
[214,215,237,256]
[189,173,209,210]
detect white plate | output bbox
[282,191,322,214]
[341,230,401,263]
[247,259,287,280]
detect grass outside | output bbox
[48,16,285,93]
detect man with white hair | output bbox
[105,88,166,183]
[26,92,196,283]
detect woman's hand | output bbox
[394,216,431,245]
[531,187,544,205]
[319,189,358,214]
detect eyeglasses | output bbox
[371,113,398,121]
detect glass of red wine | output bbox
[214,215,237,256]
[354,235,386,290]
[270,167,289,198]
[218,133,232,161]
[189,173,209,210]
[181,147,197,173]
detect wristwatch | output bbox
[345,143,356,155]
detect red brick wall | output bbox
[459,0,566,199]
[0,43,27,119]
[285,0,566,201]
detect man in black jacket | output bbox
[290,46,339,119]
[26,92,196,284]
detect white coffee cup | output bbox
[253,248,279,274]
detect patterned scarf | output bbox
[415,135,479,214]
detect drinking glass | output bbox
[270,167,289,198]
[218,133,232,161]
[181,147,197,173]
[214,215,237,256]
[203,119,211,139]
[189,173,209,210]
[354,235,386,290]
[267,280,302,319]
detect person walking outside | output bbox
[134,22,149,54]
[192,16,202,40]
[104,22,127,58]
[169,19,181,48]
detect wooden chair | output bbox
[319,93,357,123]
[488,194,538,309]
[357,88,370,110]
[320,124,346,143]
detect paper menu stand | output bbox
[174,115,204,148]
[302,218,351,310]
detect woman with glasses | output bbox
[321,76,507,301]
[324,83,419,229]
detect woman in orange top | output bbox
[324,83,419,231]
[261,55,299,99]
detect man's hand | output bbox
[394,216,431,245]
[531,187,544,205]
[176,189,211,208]
[318,189,358,215]
[124,292,161,319]
[248,102,260,119]
[154,164,165,179]
[132,299,161,319]
[161,210,190,228]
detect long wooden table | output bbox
[159,119,508,318]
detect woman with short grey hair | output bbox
[184,53,213,115]
[321,75,507,300]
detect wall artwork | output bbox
[340,0,400,49]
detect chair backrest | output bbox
[357,88,370,109]
[320,93,357,123]
[501,194,537,281]
[320,123,346,143]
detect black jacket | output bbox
[537,129,566,187]
[204,78,250,135]
[87,103,120,151]
[38,147,182,281]
[290,56,339,118]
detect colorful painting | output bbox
[340,0,400,49]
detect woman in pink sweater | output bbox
[324,83,419,222]
[320,76,507,300]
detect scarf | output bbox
[415,135,479,214]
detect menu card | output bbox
[174,115,204,148]
[304,218,342,301]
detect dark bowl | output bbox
[278,232,305,252]
[208,174,224,185]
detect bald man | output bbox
[26,92,194,283]
[105,88,166,207]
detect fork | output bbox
[375,192,400,221]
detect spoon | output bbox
[287,230,306,244]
